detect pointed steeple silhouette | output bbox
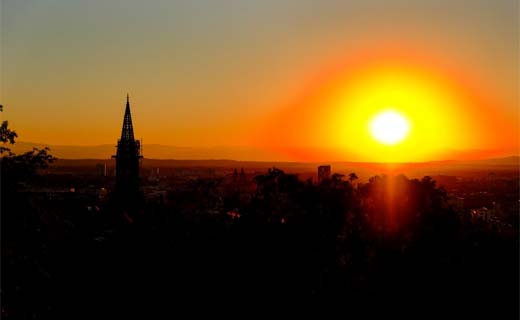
[112,94,142,202]
[120,94,135,141]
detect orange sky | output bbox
[2,0,518,161]
[253,49,519,161]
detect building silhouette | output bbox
[112,94,142,199]
[318,165,331,182]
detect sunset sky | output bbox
[2,0,518,161]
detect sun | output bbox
[260,59,493,162]
[369,110,410,145]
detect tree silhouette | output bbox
[348,172,358,184]
[1,106,56,190]
[0,105,18,154]
[331,173,345,186]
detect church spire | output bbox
[120,94,135,141]
[113,94,142,202]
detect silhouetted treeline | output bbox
[1,167,518,318]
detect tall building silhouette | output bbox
[112,94,142,198]
[318,165,331,183]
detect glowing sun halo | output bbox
[369,110,411,145]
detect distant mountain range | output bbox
[10,141,520,166]
[11,142,290,161]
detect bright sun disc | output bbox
[369,110,410,145]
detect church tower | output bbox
[113,94,142,198]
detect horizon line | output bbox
[50,155,520,164]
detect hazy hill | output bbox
[12,142,290,161]
[12,142,519,165]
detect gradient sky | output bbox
[1,0,518,161]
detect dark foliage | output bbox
[1,165,518,318]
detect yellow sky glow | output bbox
[256,59,518,162]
